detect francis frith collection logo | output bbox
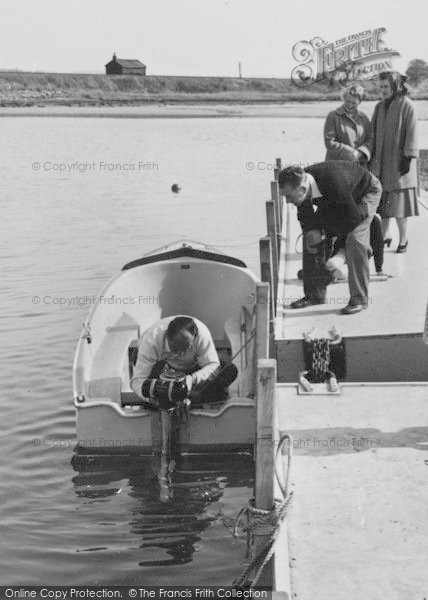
[291,27,400,86]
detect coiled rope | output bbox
[232,433,294,588]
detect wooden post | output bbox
[276,155,284,228]
[254,358,278,585]
[285,198,291,241]
[255,282,270,360]
[259,236,275,321]
[266,201,278,304]
[271,180,282,235]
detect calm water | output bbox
[2,107,428,585]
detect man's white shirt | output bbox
[130,316,220,398]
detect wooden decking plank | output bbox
[276,192,428,340]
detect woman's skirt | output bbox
[378,188,419,218]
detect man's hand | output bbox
[175,375,203,408]
[175,375,194,397]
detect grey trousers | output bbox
[346,174,382,306]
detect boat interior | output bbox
[73,255,260,412]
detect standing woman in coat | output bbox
[324,84,373,164]
[323,84,384,274]
[370,71,419,252]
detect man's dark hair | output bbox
[278,165,307,189]
[166,316,198,340]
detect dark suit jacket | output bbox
[298,161,376,235]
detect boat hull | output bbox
[73,240,260,454]
[75,398,255,454]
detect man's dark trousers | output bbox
[345,174,382,305]
[302,230,332,303]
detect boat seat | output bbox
[120,390,242,411]
[88,376,122,402]
[88,316,140,402]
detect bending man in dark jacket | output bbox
[278,161,382,314]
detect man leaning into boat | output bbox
[278,161,382,315]
[130,315,238,408]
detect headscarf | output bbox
[341,84,365,103]
[379,71,409,98]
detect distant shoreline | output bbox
[1,72,427,113]
[0,71,401,108]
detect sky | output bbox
[0,0,426,77]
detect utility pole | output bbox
[238,62,242,79]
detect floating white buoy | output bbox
[171,184,181,193]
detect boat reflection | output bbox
[71,450,253,567]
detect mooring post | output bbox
[254,358,278,586]
[276,160,284,225]
[271,180,282,239]
[275,158,283,218]
[265,201,278,304]
[255,281,270,360]
[259,236,276,321]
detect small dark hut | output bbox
[105,53,146,75]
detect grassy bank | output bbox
[0,71,390,107]
[2,72,427,107]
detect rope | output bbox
[232,434,293,588]
[310,339,331,383]
[295,232,303,254]
[304,331,342,384]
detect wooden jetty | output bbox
[252,158,428,598]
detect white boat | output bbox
[73,240,260,453]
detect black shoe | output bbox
[396,241,408,253]
[290,297,326,309]
[340,303,368,315]
[384,238,392,248]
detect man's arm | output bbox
[192,325,220,386]
[336,195,365,234]
[130,335,161,397]
[324,171,364,235]
[297,199,321,232]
